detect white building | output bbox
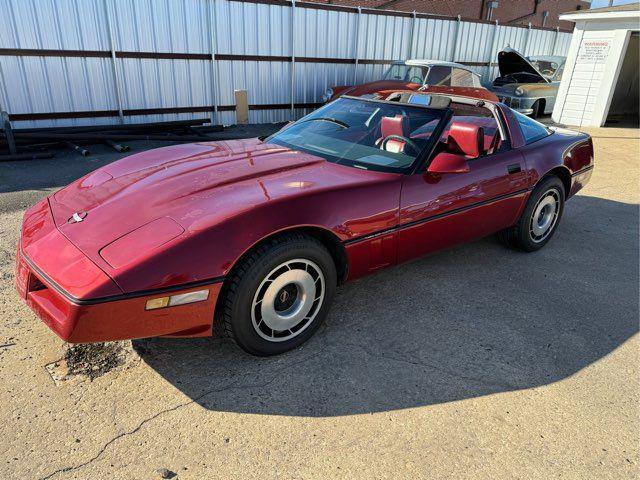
[552,3,639,127]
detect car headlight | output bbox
[514,87,524,96]
[321,88,333,103]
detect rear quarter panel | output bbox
[517,128,593,197]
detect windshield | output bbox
[382,64,428,83]
[266,97,447,173]
[528,57,562,80]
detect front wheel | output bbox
[530,99,542,118]
[218,233,337,356]
[498,176,565,252]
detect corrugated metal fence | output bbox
[0,0,573,128]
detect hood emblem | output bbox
[68,211,87,224]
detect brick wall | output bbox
[309,0,589,30]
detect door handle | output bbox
[507,164,521,174]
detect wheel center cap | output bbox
[274,284,298,312]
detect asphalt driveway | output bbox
[0,124,638,479]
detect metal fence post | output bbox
[290,0,296,120]
[207,0,220,125]
[486,19,499,86]
[551,26,560,55]
[1,111,16,155]
[407,10,417,59]
[0,62,9,122]
[103,0,125,123]
[523,22,532,56]
[353,6,361,84]
[451,15,462,62]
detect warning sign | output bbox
[578,40,611,63]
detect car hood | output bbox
[491,83,522,94]
[498,48,548,83]
[50,138,328,263]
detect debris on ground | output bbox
[0,117,225,161]
[155,467,177,479]
[45,341,138,385]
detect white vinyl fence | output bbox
[0,0,573,128]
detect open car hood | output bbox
[497,47,548,83]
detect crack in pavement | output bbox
[40,326,516,479]
[39,350,325,480]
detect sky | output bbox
[590,0,639,8]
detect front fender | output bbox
[110,171,402,293]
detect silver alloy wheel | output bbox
[251,259,325,342]
[529,188,560,243]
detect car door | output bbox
[397,120,530,263]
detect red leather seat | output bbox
[446,122,484,159]
[378,115,409,153]
[483,134,494,152]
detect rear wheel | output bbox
[498,175,565,252]
[218,233,337,356]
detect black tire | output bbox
[498,175,565,252]
[530,100,541,118]
[218,233,337,356]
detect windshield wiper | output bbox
[300,117,350,129]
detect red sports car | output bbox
[16,93,594,356]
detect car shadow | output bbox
[134,195,638,417]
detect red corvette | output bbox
[16,93,594,356]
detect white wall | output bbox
[0,0,573,128]
[553,16,639,127]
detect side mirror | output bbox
[427,152,470,174]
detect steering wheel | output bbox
[409,76,423,84]
[380,135,420,155]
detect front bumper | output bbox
[16,200,221,343]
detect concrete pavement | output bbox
[0,125,637,479]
